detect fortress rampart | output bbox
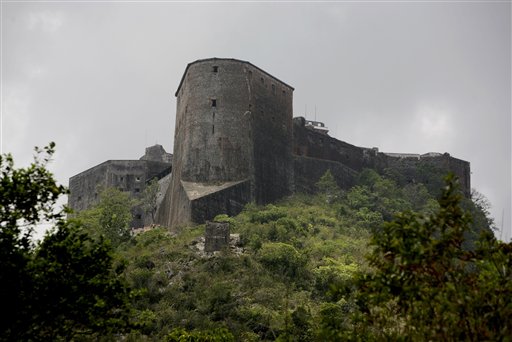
[156,58,470,228]
[69,58,471,229]
[292,116,470,197]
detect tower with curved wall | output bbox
[158,58,294,228]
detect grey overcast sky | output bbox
[1,1,511,240]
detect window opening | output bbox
[213,66,218,72]
[211,99,217,107]
[212,125,215,134]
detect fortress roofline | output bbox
[69,159,170,181]
[69,160,138,181]
[174,57,295,97]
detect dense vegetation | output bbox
[0,144,132,341]
[113,170,507,341]
[1,144,509,341]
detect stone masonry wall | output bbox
[248,63,294,204]
[292,116,470,196]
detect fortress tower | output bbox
[157,58,295,228]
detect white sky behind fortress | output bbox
[1,0,511,240]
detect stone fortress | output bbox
[69,58,471,229]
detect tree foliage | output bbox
[0,144,133,341]
[349,174,512,341]
[73,186,134,247]
[315,169,341,203]
[142,177,159,223]
[166,327,235,341]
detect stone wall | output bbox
[292,116,470,196]
[292,117,367,172]
[377,153,471,197]
[249,62,294,204]
[190,180,251,223]
[69,157,172,228]
[294,155,358,194]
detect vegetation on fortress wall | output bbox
[1,145,510,341]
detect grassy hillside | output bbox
[116,170,480,340]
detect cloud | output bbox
[414,103,455,141]
[27,11,64,33]
[2,85,31,159]
[24,64,47,79]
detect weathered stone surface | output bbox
[292,115,471,197]
[140,144,173,164]
[204,221,230,252]
[68,146,172,228]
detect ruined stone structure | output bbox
[204,221,230,252]
[69,58,470,230]
[68,144,172,227]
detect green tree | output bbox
[259,242,308,280]
[0,143,66,339]
[141,177,159,223]
[97,187,134,246]
[74,187,134,247]
[348,174,512,341]
[316,170,341,203]
[0,143,133,340]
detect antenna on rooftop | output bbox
[305,104,307,119]
[315,105,317,121]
